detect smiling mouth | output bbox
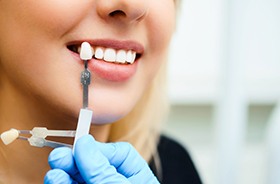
[67,44,142,64]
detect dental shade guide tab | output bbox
[80,42,92,109]
[0,128,75,148]
[80,42,93,60]
[73,42,93,151]
[0,129,19,145]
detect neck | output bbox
[0,78,111,183]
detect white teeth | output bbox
[102,48,136,64]
[132,52,136,63]
[104,48,116,62]
[76,44,138,64]
[116,50,127,63]
[95,47,104,59]
[126,50,134,64]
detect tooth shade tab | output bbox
[80,42,93,60]
[1,129,19,145]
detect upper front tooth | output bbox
[116,50,127,63]
[126,50,135,63]
[95,47,104,59]
[131,52,136,63]
[104,48,116,62]
[126,50,132,63]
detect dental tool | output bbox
[80,42,92,109]
[73,42,94,149]
[0,128,75,148]
[0,42,94,149]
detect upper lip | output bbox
[66,39,145,54]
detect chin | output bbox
[88,88,141,125]
[89,107,129,125]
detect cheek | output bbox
[147,1,176,53]
[0,1,89,41]
[24,2,88,38]
[143,2,175,81]
[0,1,87,94]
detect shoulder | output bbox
[150,135,202,184]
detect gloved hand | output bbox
[44,134,160,184]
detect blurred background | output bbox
[164,0,280,183]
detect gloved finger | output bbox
[44,169,74,184]
[74,135,129,184]
[48,147,84,183]
[95,141,146,177]
[95,141,159,183]
[127,164,159,184]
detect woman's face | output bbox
[0,0,176,124]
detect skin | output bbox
[0,0,176,183]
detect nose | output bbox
[96,0,148,24]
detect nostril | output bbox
[109,10,126,17]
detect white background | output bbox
[164,0,280,183]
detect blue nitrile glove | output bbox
[44,135,159,184]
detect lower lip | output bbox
[71,52,138,82]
